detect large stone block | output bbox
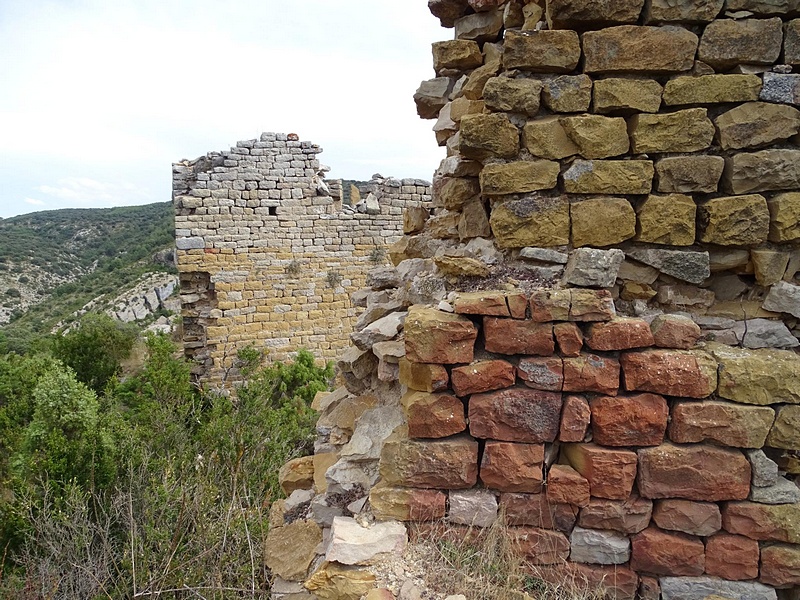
[561,115,629,159]
[570,197,635,247]
[768,192,800,242]
[523,117,579,160]
[563,443,638,500]
[625,247,710,284]
[652,499,722,537]
[563,248,625,287]
[454,8,504,42]
[715,102,800,151]
[583,25,698,74]
[570,526,631,565]
[766,405,800,450]
[432,176,480,211]
[571,564,639,600]
[482,76,542,116]
[490,195,570,248]
[379,435,479,489]
[453,291,510,317]
[760,544,800,588]
[660,577,778,600]
[265,520,323,581]
[630,527,705,576]
[725,0,800,14]
[786,18,800,66]
[723,501,800,543]
[511,527,570,564]
[585,317,654,351]
[432,40,483,73]
[591,393,669,447]
[655,156,724,195]
[637,443,751,501]
[724,149,800,195]
[643,0,723,22]
[404,306,477,364]
[398,358,448,392]
[708,343,800,405]
[480,441,544,493]
[563,160,654,195]
[545,0,644,29]
[469,387,562,443]
[560,394,590,442]
[705,533,760,581]
[451,360,516,396]
[542,75,592,113]
[562,353,620,395]
[479,161,560,196]
[663,74,762,105]
[483,317,554,356]
[517,356,563,392]
[554,322,584,357]
[698,194,769,246]
[369,485,447,521]
[501,492,578,531]
[502,30,581,73]
[698,17,783,70]
[529,288,616,322]
[577,495,653,534]
[547,464,590,507]
[325,517,407,566]
[621,349,717,398]
[669,400,774,448]
[593,77,663,113]
[401,391,467,439]
[636,193,697,246]
[763,281,800,318]
[629,108,715,154]
[459,113,519,161]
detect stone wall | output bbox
[173,133,431,386]
[266,1,800,599]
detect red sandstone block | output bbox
[590,393,668,447]
[563,353,620,395]
[554,322,584,356]
[517,356,563,392]
[585,317,655,351]
[630,526,705,577]
[453,291,510,316]
[637,443,751,502]
[404,307,477,364]
[563,443,637,500]
[401,391,467,439]
[638,576,660,600]
[760,544,800,588]
[507,292,528,319]
[572,564,638,600]
[399,358,449,392]
[722,502,800,543]
[480,441,544,493]
[469,387,562,443]
[650,314,701,350]
[652,499,721,537]
[577,495,653,534]
[705,533,759,581]
[483,317,555,355]
[620,349,717,398]
[559,395,591,443]
[451,359,516,396]
[510,526,570,565]
[530,289,571,321]
[500,492,578,532]
[546,464,590,507]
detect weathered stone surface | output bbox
[459,113,519,161]
[350,311,405,351]
[741,318,799,350]
[726,0,800,14]
[768,192,800,242]
[650,314,702,349]
[542,75,593,113]
[433,176,480,211]
[760,71,800,105]
[669,400,774,448]
[453,291,509,317]
[484,318,555,356]
[461,42,502,101]
[561,115,629,159]
[638,444,751,501]
[578,496,653,534]
[586,318,654,351]
[469,387,562,443]
[571,289,618,322]
[560,394,590,442]
[414,77,454,119]
[490,195,570,248]
[571,564,639,600]
[570,526,631,565]
[767,405,800,449]
[748,449,780,488]
[763,281,800,318]
[545,0,644,28]
[621,349,717,398]
[379,436,479,489]
[570,197,635,248]
[451,360,516,396]
[449,489,498,527]
[708,343,800,405]
[723,501,800,543]
[593,77,663,113]
[326,517,407,566]
[480,161,560,196]
[523,117,580,159]
[659,577,777,600]
[643,0,723,22]
[265,520,323,581]
[483,77,542,116]
[512,527,570,564]
[480,441,544,493]
[369,485,446,521]
[432,40,483,73]
[583,26,698,74]
[716,102,800,150]
[434,255,490,278]
[279,456,315,495]
[663,74,763,105]
[631,527,705,576]
[625,247,710,284]
[564,444,638,500]
[563,160,654,195]
[401,391,466,439]
[428,0,470,28]
[454,8,504,42]
[399,358,449,392]
[636,193,697,247]
[547,464,590,507]
[655,156,724,194]
[751,250,791,286]
[562,353,620,395]
[304,562,376,600]
[652,499,722,537]
[530,289,571,321]
[502,493,578,532]
[517,357,563,392]
[629,108,715,153]
[592,393,668,447]
[698,18,783,70]
[404,307,477,364]
[502,30,581,73]
[564,248,625,287]
[761,544,800,588]
[749,476,800,504]
[554,322,584,357]
[724,149,800,195]
[787,18,800,66]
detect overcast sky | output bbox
[0,0,446,219]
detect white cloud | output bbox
[36,177,151,206]
[24,198,46,206]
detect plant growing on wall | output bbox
[326,270,343,289]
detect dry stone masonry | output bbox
[265,1,800,599]
[173,133,431,385]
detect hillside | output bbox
[0,202,176,352]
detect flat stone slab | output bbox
[325,516,407,566]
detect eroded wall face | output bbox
[173,133,431,385]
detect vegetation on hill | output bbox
[0,202,175,353]
[0,312,333,598]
